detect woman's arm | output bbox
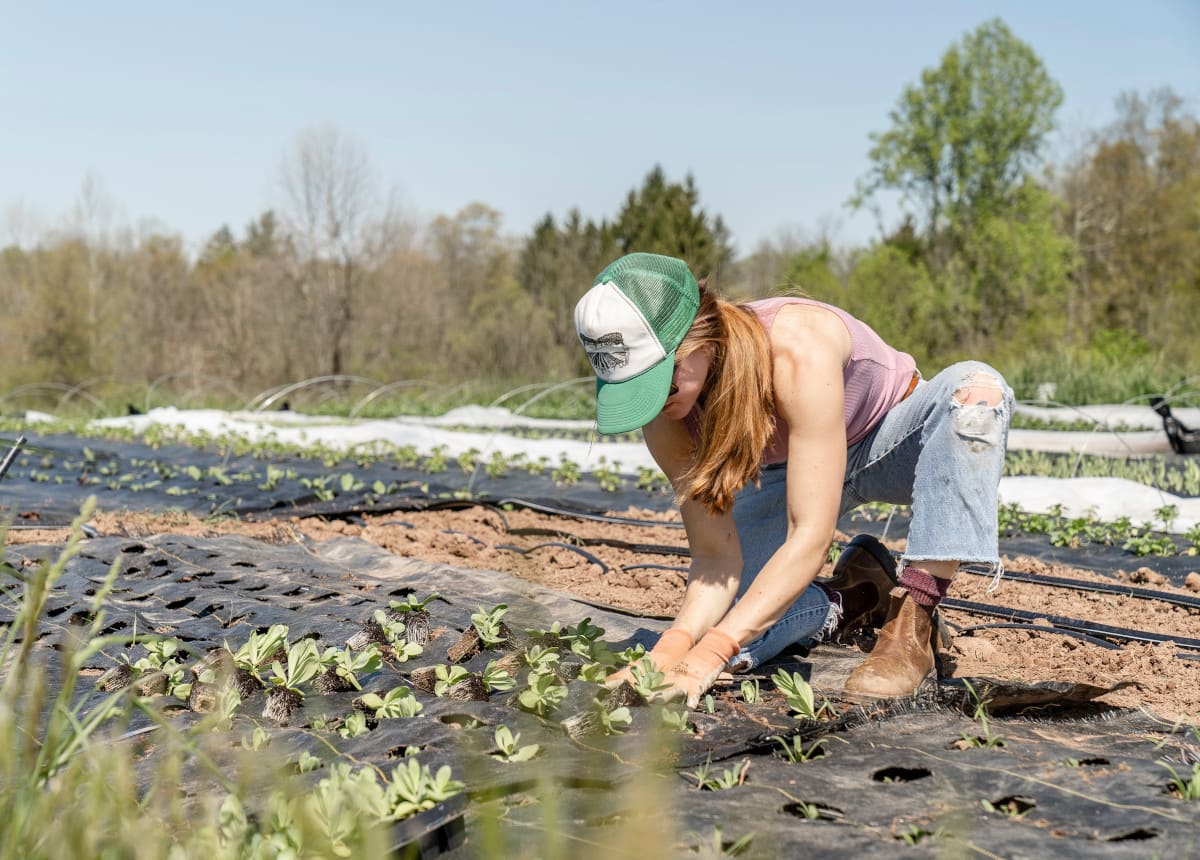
[641,412,743,643]
[708,305,849,645]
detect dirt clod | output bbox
[1130,567,1168,586]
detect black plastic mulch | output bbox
[3,532,1197,858]
[0,429,675,526]
[3,430,1197,587]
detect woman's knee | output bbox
[934,361,1013,450]
[950,361,1009,407]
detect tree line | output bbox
[1,19,1196,409]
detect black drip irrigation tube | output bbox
[621,563,689,575]
[939,597,1200,657]
[407,499,514,531]
[494,498,684,529]
[494,542,610,574]
[341,498,1200,656]
[943,620,1123,651]
[958,562,1200,612]
[506,528,688,558]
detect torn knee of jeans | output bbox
[951,373,1006,450]
[953,372,1005,407]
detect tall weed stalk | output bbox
[0,501,387,858]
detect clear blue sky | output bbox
[4,1,1198,256]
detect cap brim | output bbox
[594,352,675,434]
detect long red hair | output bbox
[675,284,776,515]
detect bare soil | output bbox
[9,504,1200,722]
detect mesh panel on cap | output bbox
[595,253,699,351]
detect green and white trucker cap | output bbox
[574,253,700,434]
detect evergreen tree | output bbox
[612,165,734,279]
[516,210,615,374]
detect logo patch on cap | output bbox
[581,332,629,376]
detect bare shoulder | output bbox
[769,302,852,369]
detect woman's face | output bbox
[660,348,710,420]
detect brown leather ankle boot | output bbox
[823,534,899,634]
[843,586,936,697]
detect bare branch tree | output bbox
[277,124,402,375]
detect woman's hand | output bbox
[659,629,741,708]
[604,627,694,688]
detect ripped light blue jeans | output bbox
[730,360,1014,670]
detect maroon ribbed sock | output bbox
[898,566,951,607]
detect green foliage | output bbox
[980,797,1032,818]
[337,711,371,738]
[616,644,647,665]
[611,165,735,280]
[1162,761,1200,801]
[359,686,423,719]
[232,624,289,676]
[269,638,323,695]
[687,825,754,857]
[490,725,540,762]
[628,658,672,700]
[560,616,606,658]
[1,499,132,789]
[523,644,561,674]
[371,610,423,661]
[995,498,1192,558]
[432,664,472,697]
[129,636,192,700]
[740,679,760,705]
[551,455,581,486]
[790,801,823,821]
[898,824,945,845]
[297,751,324,773]
[593,457,623,492]
[517,209,618,376]
[388,592,439,613]
[855,18,1063,246]
[780,243,841,298]
[516,670,568,717]
[596,704,634,736]
[684,756,749,791]
[383,758,466,820]
[241,726,271,751]
[844,18,1087,371]
[949,181,1078,360]
[1122,529,1178,558]
[636,465,670,493]
[660,703,694,733]
[839,243,951,369]
[5,78,1199,411]
[770,669,836,720]
[471,603,510,647]
[772,735,826,764]
[320,644,383,691]
[480,659,517,692]
[1056,88,1200,369]
[960,679,1006,749]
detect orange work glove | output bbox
[605,627,694,688]
[660,629,740,708]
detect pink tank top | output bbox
[685,297,917,463]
